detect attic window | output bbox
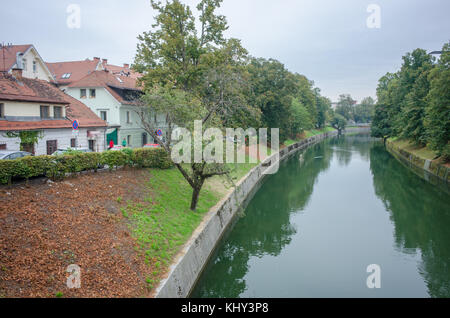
[61,73,71,79]
[116,77,123,83]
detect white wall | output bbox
[0,127,106,155]
[66,87,121,127]
[2,101,66,118]
[20,48,54,82]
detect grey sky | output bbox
[1,0,449,102]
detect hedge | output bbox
[0,148,173,185]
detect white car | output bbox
[52,148,93,156]
[0,150,34,160]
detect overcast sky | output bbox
[1,0,449,102]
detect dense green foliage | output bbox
[0,148,173,185]
[133,0,334,209]
[371,42,450,161]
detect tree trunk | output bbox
[190,186,201,211]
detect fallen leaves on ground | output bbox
[0,169,155,298]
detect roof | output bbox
[68,70,143,105]
[105,64,142,80]
[46,59,102,85]
[0,73,107,131]
[0,73,68,104]
[0,44,32,72]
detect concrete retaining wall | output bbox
[154,127,369,298]
[386,139,450,183]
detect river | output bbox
[191,134,450,298]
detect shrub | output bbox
[0,147,173,185]
[101,151,128,171]
[133,148,173,169]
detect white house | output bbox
[64,70,169,148]
[0,44,54,82]
[0,70,107,155]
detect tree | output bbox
[245,58,297,142]
[314,88,331,129]
[331,113,347,134]
[371,103,392,144]
[353,97,375,123]
[134,0,249,211]
[425,42,450,160]
[289,98,313,137]
[399,49,435,145]
[335,94,356,121]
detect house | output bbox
[46,57,104,90]
[0,44,54,82]
[64,70,167,148]
[0,70,107,155]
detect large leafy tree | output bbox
[134,0,254,210]
[425,42,450,160]
[314,88,331,129]
[289,98,313,137]
[398,49,435,145]
[353,97,375,123]
[245,58,297,142]
[335,94,356,121]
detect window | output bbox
[154,114,157,123]
[54,106,63,119]
[100,111,107,122]
[126,111,130,123]
[61,73,71,79]
[0,103,4,118]
[40,106,49,119]
[80,89,87,99]
[71,138,76,148]
[33,60,37,73]
[46,140,57,155]
[22,58,27,71]
[0,144,6,150]
[127,135,131,147]
[90,89,96,98]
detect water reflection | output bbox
[370,144,450,298]
[192,135,450,298]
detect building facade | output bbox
[0,71,107,155]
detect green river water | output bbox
[191,134,450,298]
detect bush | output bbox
[133,148,173,169]
[0,148,173,184]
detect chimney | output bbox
[102,59,108,68]
[123,63,129,69]
[11,67,23,78]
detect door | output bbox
[46,140,57,155]
[88,140,95,152]
[142,133,148,146]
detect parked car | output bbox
[52,148,92,156]
[0,150,34,160]
[109,145,127,151]
[143,143,161,148]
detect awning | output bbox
[87,130,102,138]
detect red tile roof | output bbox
[68,70,143,105]
[0,44,32,72]
[105,64,142,80]
[0,73,107,131]
[46,59,102,85]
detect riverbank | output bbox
[386,138,449,183]
[155,127,370,298]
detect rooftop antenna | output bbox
[0,42,13,73]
